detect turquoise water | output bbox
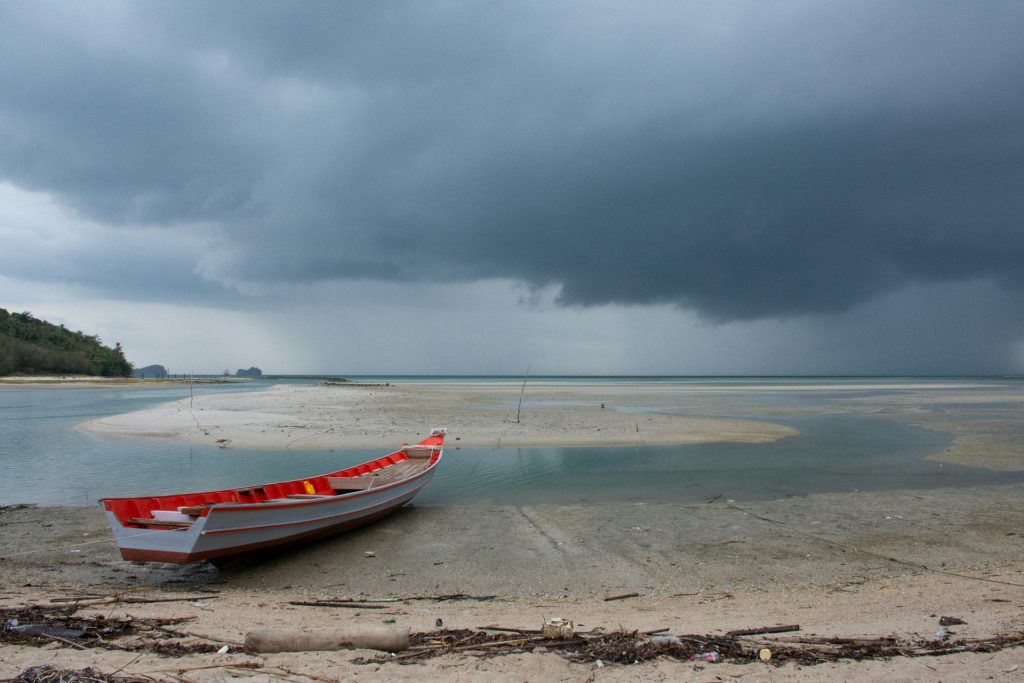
[1,377,1021,507]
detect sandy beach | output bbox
[3,378,1024,680]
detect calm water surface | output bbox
[1,377,1020,507]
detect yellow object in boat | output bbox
[303,480,315,495]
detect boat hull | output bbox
[100,432,443,564]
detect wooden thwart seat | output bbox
[403,445,439,459]
[127,517,193,529]
[236,486,265,495]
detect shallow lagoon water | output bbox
[1,378,1021,507]
[424,415,1021,505]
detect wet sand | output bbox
[4,378,1024,680]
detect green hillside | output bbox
[0,309,132,377]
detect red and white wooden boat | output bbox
[100,429,444,565]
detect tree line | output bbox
[0,308,133,377]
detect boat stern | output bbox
[100,501,207,563]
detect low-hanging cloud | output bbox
[2,1,1024,325]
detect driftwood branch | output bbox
[727,624,801,637]
[479,625,542,634]
[289,601,388,609]
[604,592,640,601]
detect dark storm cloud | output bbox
[2,1,1024,321]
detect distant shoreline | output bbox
[0,375,247,387]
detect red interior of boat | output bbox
[102,433,443,527]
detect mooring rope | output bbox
[0,527,172,560]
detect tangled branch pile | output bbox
[357,627,1024,666]
[1,604,220,656]
[3,600,1023,674]
[8,665,148,683]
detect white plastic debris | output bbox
[651,635,681,645]
[541,617,574,640]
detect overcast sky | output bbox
[2,1,1023,375]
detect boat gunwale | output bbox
[202,454,440,514]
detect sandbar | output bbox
[76,379,1024,473]
[79,381,799,449]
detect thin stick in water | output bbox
[515,363,531,424]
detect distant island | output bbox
[236,366,262,377]
[0,308,132,377]
[131,364,168,379]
